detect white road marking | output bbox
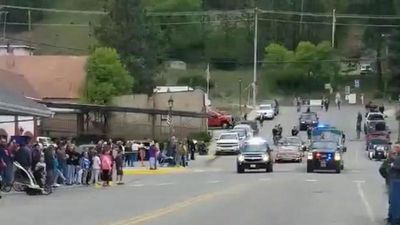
[193,169,205,173]
[305,179,318,182]
[207,180,222,184]
[129,184,145,187]
[155,182,175,186]
[356,181,376,223]
[258,178,272,182]
[353,180,366,183]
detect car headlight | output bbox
[334,153,341,161]
[262,154,270,162]
[238,155,245,162]
[301,121,306,123]
[307,152,313,160]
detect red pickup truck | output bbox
[208,109,233,129]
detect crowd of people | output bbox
[0,136,199,199]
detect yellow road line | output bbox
[123,167,189,175]
[109,184,249,225]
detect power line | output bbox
[0,4,106,15]
[3,4,400,20]
[259,18,400,28]
[8,22,90,27]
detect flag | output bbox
[166,114,172,127]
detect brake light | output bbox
[315,153,321,159]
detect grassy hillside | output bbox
[8,0,101,54]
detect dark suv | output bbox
[236,138,273,173]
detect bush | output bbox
[373,90,384,99]
[188,131,212,143]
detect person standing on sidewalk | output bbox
[100,148,112,187]
[90,151,101,186]
[130,141,139,167]
[44,146,55,193]
[115,149,124,184]
[149,142,158,170]
[335,92,342,110]
[78,152,90,185]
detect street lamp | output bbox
[168,96,174,136]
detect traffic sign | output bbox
[354,79,360,88]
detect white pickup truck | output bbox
[215,133,240,155]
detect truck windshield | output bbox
[242,144,266,152]
[219,134,237,140]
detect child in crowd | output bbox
[78,152,90,185]
[90,151,101,186]
[33,155,46,188]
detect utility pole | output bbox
[331,9,336,48]
[28,10,32,47]
[299,0,305,35]
[252,8,258,108]
[2,11,8,42]
[239,78,242,115]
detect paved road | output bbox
[0,105,396,225]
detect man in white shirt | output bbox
[130,141,139,167]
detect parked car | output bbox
[36,136,55,148]
[208,109,234,129]
[360,63,373,75]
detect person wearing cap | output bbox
[379,144,400,224]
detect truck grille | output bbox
[244,154,263,162]
[217,143,238,148]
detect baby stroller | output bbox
[197,142,208,155]
[13,161,44,195]
[158,151,176,167]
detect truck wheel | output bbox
[266,163,273,172]
[237,165,244,173]
[335,167,341,174]
[307,164,313,173]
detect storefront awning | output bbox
[0,85,53,117]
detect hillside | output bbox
[7,0,101,54]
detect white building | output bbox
[0,44,35,56]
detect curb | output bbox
[123,167,189,175]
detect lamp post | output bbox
[168,96,174,137]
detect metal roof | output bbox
[38,101,208,118]
[0,85,53,117]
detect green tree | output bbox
[94,0,164,94]
[263,43,294,70]
[84,47,133,104]
[357,0,397,89]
